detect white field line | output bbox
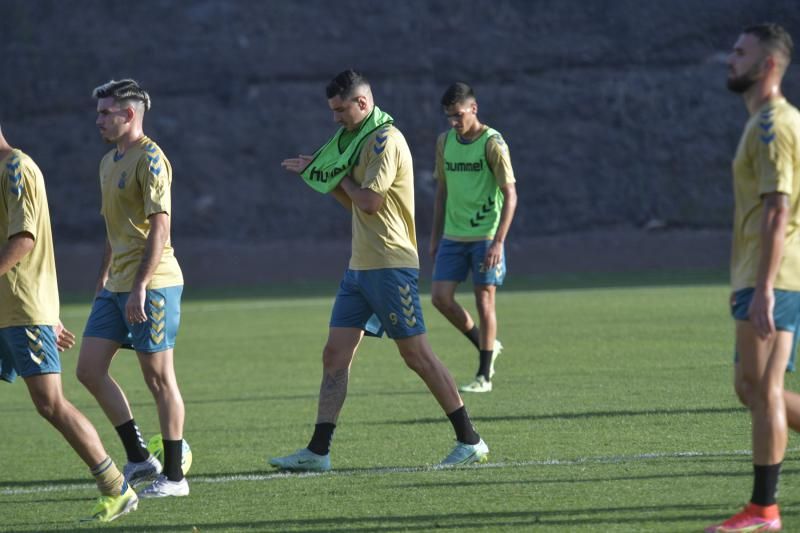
[4,447,796,496]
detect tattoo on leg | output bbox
[317,368,349,424]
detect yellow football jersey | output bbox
[98,136,183,292]
[349,124,419,270]
[731,98,800,291]
[0,150,59,327]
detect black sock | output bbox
[751,463,781,506]
[447,406,480,445]
[477,349,493,380]
[162,439,184,481]
[307,423,336,455]
[115,419,149,463]
[463,326,480,350]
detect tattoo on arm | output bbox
[316,368,350,424]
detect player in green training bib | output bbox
[430,82,518,393]
[0,123,138,522]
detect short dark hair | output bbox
[744,23,794,64]
[325,70,370,100]
[441,82,475,107]
[92,79,151,111]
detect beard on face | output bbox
[727,74,757,93]
[726,63,762,94]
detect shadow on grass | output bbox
[0,389,430,415]
[364,405,745,426]
[17,502,798,533]
[389,466,800,489]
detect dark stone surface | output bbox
[1,0,798,246]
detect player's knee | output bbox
[474,291,494,311]
[734,380,751,407]
[321,344,351,368]
[31,393,61,422]
[400,348,433,374]
[75,364,101,390]
[756,384,784,411]
[431,292,450,311]
[142,371,173,397]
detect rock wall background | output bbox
[1,0,799,248]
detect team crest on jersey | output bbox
[118,171,127,189]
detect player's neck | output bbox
[744,80,783,115]
[115,129,146,155]
[0,139,13,161]
[458,122,484,142]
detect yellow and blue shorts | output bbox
[84,286,182,353]
[0,325,60,383]
[433,238,506,286]
[731,287,800,364]
[330,268,426,339]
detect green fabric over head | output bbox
[300,107,394,193]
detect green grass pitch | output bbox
[2,273,799,532]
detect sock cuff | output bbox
[90,456,112,476]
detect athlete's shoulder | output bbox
[367,124,408,157]
[137,137,168,160]
[484,128,510,158]
[484,126,507,145]
[3,149,43,198]
[752,100,800,149]
[772,100,800,129]
[135,137,170,175]
[7,149,44,178]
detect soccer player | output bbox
[706,23,800,532]
[273,69,489,471]
[0,124,137,521]
[76,79,188,498]
[430,82,517,393]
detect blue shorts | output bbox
[0,325,60,384]
[330,268,426,339]
[731,288,800,363]
[432,239,506,286]
[84,286,183,353]
[730,288,800,330]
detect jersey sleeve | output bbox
[434,132,447,183]
[137,146,172,217]
[5,160,39,239]
[485,134,516,186]
[361,128,399,196]
[755,117,797,197]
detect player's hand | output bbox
[125,286,148,324]
[281,154,313,174]
[482,241,504,270]
[54,321,76,352]
[748,287,776,339]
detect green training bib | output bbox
[300,107,394,193]
[442,127,504,238]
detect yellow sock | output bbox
[90,456,124,496]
